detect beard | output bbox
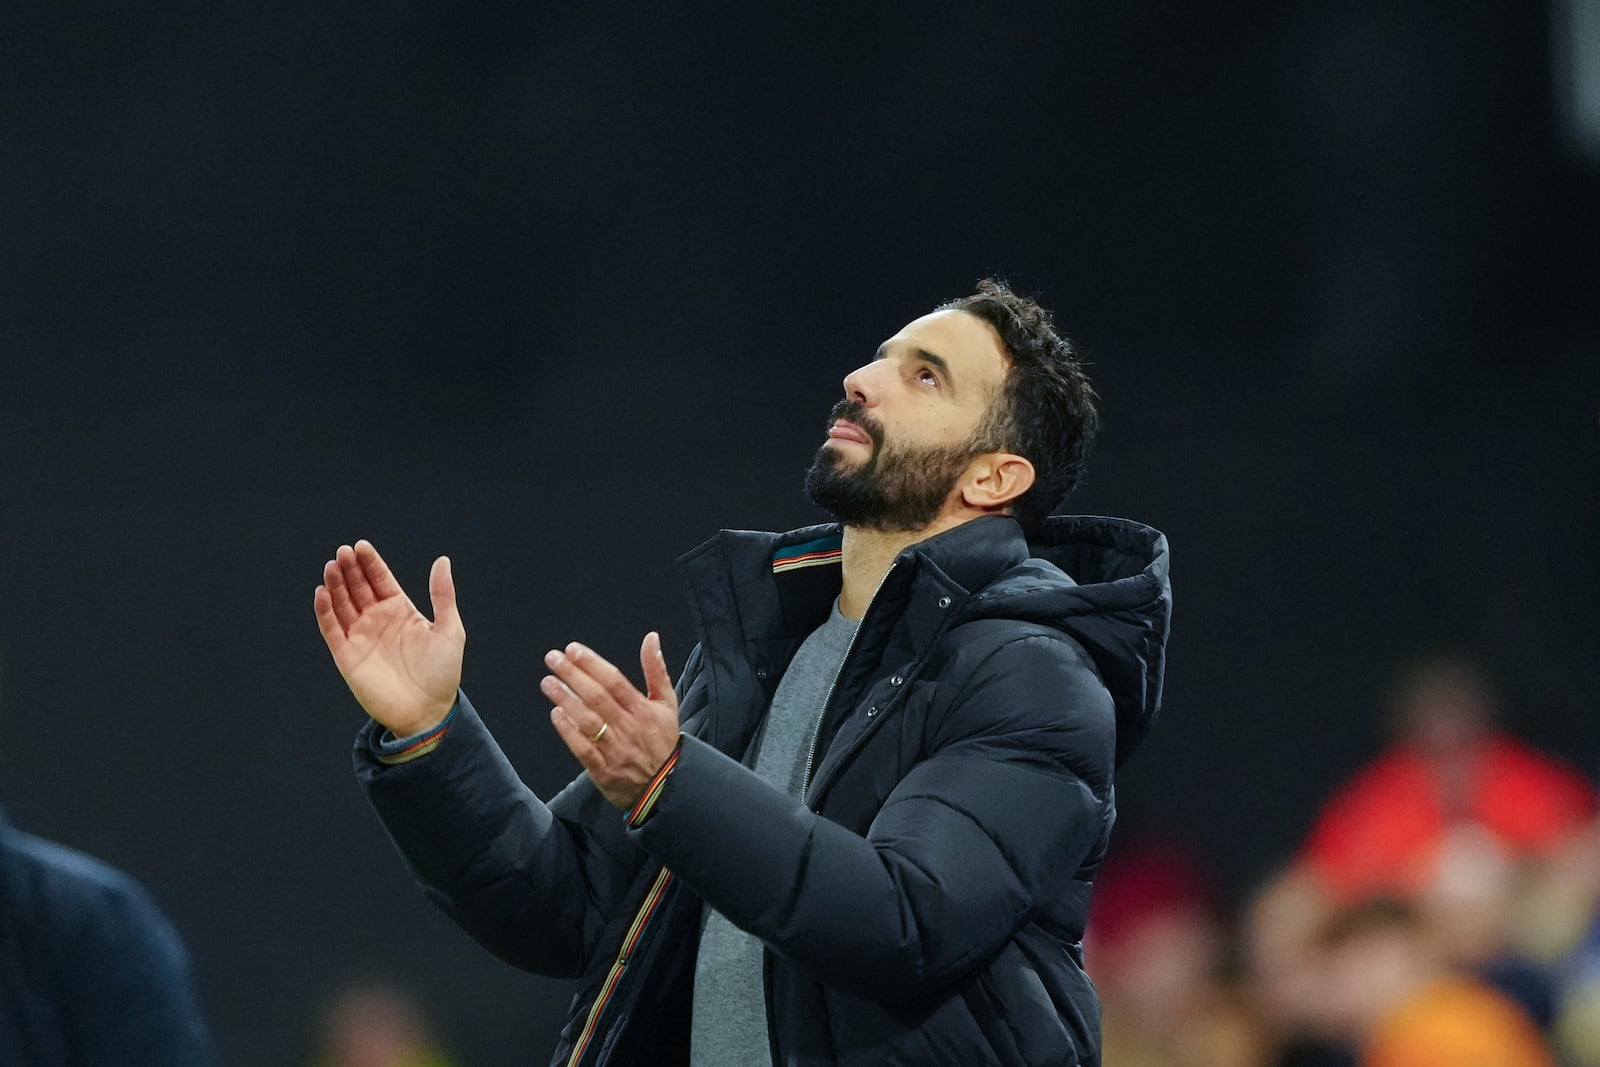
[803,400,979,532]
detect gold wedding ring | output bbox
[591,721,609,744]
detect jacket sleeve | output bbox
[626,631,1115,1004]
[354,690,638,977]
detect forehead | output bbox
[883,309,1010,392]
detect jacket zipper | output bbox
[778,560,898,1063]
[799,561,895,806]
[564,865,675,1067]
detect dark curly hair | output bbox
[940,279,1099,534]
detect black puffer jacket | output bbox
[356,514,1171,1067]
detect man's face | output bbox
[805,309,1010,531]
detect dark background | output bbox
[2,2,1596,1063]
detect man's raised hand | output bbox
[542,632,682,809]
[314,540,466,737]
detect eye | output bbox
[915,366,939,386]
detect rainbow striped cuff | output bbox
[626,738,683,827]
[373,703,458,766]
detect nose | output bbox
[842,362,878,406]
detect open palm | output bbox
[314,540,465,737]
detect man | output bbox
[0,806,218,1064]
[315,280,1171,1066]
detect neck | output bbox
[837,512,970,619]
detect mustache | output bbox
[827,399,885,448]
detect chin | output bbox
[814,444,863,472]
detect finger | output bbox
[428,555,463,638]
[539,673,603,734]
[548,645,638,717]
[549,705,603,767]
[355,539,405,600]
[544,648,629,719]
[337,544,378,611]
[561,643,644,713]
[640,632,673,703]
[313,585,346,652]
[323,556,359,631]
[538,671,581,713]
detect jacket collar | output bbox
[672,517,1030,754]
[677,515,1032,647]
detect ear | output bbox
[960,452,1036,511]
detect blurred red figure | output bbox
[1300,657,1593,906]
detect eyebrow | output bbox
[876,343,956,392]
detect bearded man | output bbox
[314,280,1172,1067]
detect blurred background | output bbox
[2,1,1597,1064]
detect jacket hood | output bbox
[962,514,1171,767]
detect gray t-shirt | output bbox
[690,600,859,1066]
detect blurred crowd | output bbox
[307,980,460,1067]
[1088,655,1600,1067]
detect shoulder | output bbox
[2,828,180,949]
[938,615,1106,692]
[1488,734,1593,792]
[6,828,142,901]
[924,620,1116,792]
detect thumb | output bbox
[640,631,674,703]
[429,555,464,638]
